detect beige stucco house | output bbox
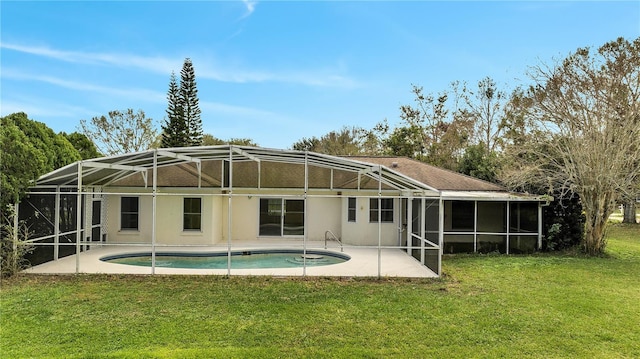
[21,145,547,276]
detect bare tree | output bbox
[80,109,157,156]
[464,77,507,152]
[504,37,640,254]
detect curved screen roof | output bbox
[34,145,438,193]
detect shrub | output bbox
[1,205,33,278]
[542,191,585,251]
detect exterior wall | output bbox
[104,189,541,252]
[341,196,399,246]
[105,188,223,245]
[224,195,342,242]
[307,197,341,241]
[225,196,259,241]
[105,189,343,244]
[156,195,219,245]
[105,191,153,244]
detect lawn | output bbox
[1,224,639,358]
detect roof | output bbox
[31,146,544,201]
[348,156,506,191]
[33,145,435,193]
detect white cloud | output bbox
[241,0,257,19]
[0,98,93,119]
[0,42,179,74]
[2,69,165,102]
[1,41,359,88]
[201,100,268,116]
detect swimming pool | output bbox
[100,249,351,269]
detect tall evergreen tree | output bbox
[179,58,203,146]
[161,71,188,147]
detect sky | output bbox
[1,1,639,149]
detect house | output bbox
[20,145,547,277]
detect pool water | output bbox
[101,250,350,269]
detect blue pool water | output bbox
[100,249,350,269]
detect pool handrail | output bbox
[324,230,343,252]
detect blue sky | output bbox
[1,1,639,149]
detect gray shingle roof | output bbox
[347,156,506,192]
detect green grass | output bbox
[2,224,639,358]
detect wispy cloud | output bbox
[199,99,302,146]
[240,0,257,19]
[1,41,359,88]
[0,42,179,74]
[2,68,166,102]
[0,98,93,120]
[196,63,359,88]
[199,100,289,122]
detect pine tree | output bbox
[161,71,188,147]
[179,58,203,146]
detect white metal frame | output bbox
[19,145,548,278]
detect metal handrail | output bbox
[324,230,343,252]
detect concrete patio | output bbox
[24,240,438,278]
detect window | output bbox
[370,198,394,222]
[120,197,139,230]
[183,198,202,231]
[477,202,506,233]
[510,202,538,233]
[348,197,356,222]
[446,201,474,232]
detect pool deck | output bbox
[24,240,438,278]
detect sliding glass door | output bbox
[259,198,304,236]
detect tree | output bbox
[0,116,47,209]
[202,134,258,146]
[80,109,157,155]
[501,87,537,147]
[621,181,639,223]
[180,58,203,146]
[1,113,81,209]
[381,125,423,159]
[622,197,638,223]
[291,127,367,155]
[161,71,188,148]
[5,112,80,170]
[1,113,83,277]
[458,144,500,183]
[385,84,473,170]
[504,37,640,255]
[160,59,203,147]
[464,77,507,152]
[61,132,101,159]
